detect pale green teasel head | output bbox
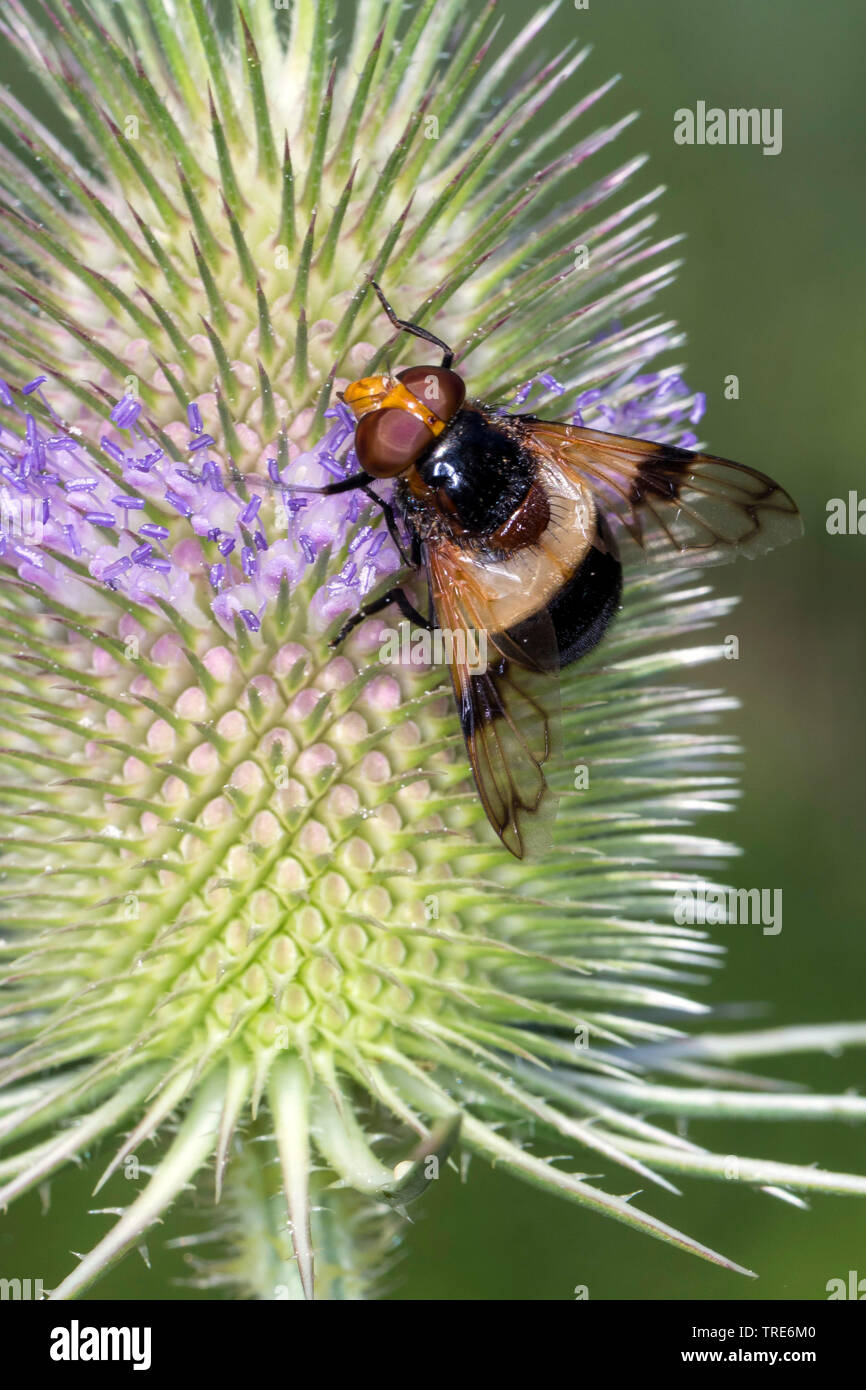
[0,0,864,1301]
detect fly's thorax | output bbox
[413,407,536,536]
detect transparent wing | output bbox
[426,540,560,860]
[525,421,802,563]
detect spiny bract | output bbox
[0,0,864,1301]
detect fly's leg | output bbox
[360,485,413,566]
[284,472,371,496]
[330,587,432,649]
[284,473,413,566]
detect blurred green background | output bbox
[2,0,864,1300]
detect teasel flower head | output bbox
[1,0,865,1300]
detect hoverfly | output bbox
[279,284,802,858]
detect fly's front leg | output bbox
[284,471,371,497]
[360,485,413,566]
[288,471,426,645]
[282,473,413,566]
[330,587,432,649]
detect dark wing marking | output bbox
[525,421,802,564]
[426,539,560,859]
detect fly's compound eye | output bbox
[397,367,465,423]
[354,408,436,478]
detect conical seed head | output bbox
[0,0,677,438]
[12,575,480,1069]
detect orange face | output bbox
[340,367,466,477]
